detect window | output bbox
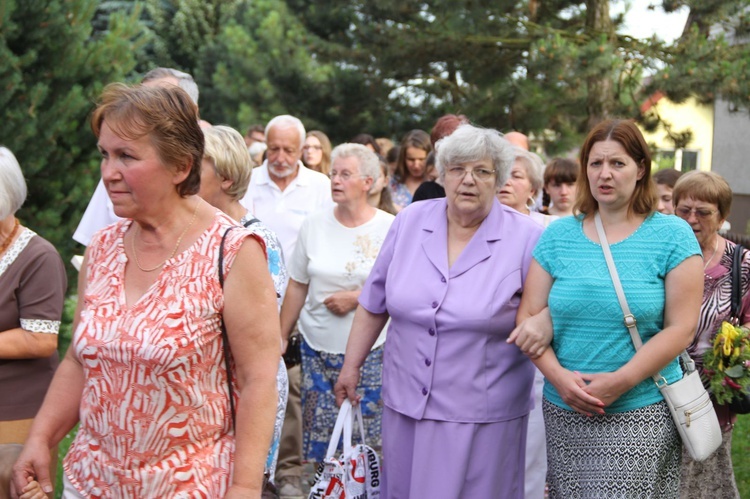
[653,149,699,171]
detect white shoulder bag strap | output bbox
[594,212,695,385]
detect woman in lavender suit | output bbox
[335,124,543,498]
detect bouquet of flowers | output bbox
[703,321,750,405]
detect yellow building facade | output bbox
[639,92,714,171]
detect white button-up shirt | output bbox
[240,161,333,261]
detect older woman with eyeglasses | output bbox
[335,124,543,498]
[279,143,394,467]
[673,171,749,499]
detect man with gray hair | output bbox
[240,115,332,499]
[141,67,199,104]
[72,68,202,246]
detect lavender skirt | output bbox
[381,406,528,498]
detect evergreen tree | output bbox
[195,0,399,143]
[283,0,750,152]
[0,0,144,280]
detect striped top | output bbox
[690,241,750,361]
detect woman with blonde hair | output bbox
[199,125,290,490]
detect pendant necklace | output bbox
[131,198,201,272]
[703,237,719,272]
[0,218,20,256]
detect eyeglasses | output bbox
[328,171,368,181]
[303,145,323,151]
[675,206,718,220]
[445,165,497,181]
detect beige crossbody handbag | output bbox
[594,212,722,462]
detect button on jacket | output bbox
[359,198,543,423]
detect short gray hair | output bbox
[512,147,545,195]
[0,147,27,219]
[265,115,306,149]
[435,124,515,187]
[331,143,381,193]
[142,67,199,105]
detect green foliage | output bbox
[1,0,144,285]
[195,0,402,142]
[57,295,78,357]
[644,0,750,140]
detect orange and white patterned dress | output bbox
[64,212,262,498]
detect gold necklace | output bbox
[131,198,201,272]
[703,237,719,271]
[0,218,20,255]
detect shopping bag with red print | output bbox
[308,400,381,499]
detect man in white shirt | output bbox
[240,115,332,499]
[72,68,202,246]
[240,115,333,263]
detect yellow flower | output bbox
[720,321,741,357]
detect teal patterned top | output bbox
[533,212,700,413]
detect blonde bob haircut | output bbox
[203,126,253,201]
[672,170,733,220]
[0,147,27,219]
[575,119,657,217]
[91,83,203,197]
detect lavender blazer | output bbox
[359,198,543,423]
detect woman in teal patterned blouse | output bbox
[515,119,703,498]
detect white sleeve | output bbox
[72,179,121,246]
[287,217,312,285]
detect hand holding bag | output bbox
[595,213,722,462]
[308,400,381,499]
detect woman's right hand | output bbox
[11,438,53,498]
[334,363,362,407]
[508,307,553,358]
[548,368,605,417]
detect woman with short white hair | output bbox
[280,143,394,464]
[0,147,66,493]
[336,125,544,498]
[497,147,547,222]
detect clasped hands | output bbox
[509,309,626,416]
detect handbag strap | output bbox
[326,400,353,460]
[593,213,694,386]
[219,227,237,431]
[242,217,261,228]
[351,402,367,446]
[730,244,745,324]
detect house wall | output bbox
[712,99,750,195]
[640,97,714,171]
[712,99,750,235]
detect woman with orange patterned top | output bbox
[12,84,280,498]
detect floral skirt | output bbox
[300,339,383,462]
[544,399,681,498]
